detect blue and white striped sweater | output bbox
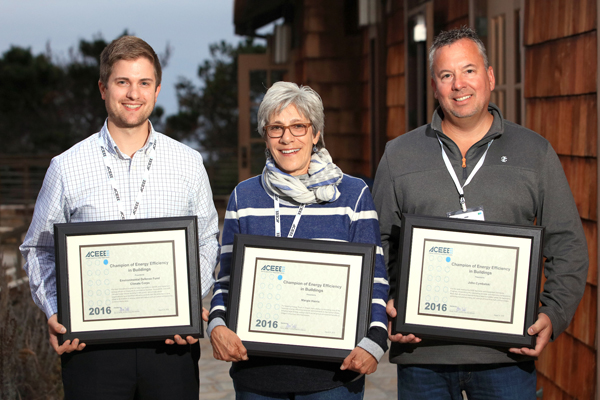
[209,174,389,364]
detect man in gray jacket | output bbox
[372,26,588,399]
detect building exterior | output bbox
[233,0,598,398]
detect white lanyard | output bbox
[274,195,305,238]
[97,135,156,220]
[437,135,493,212]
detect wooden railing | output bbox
[0,155,53,206]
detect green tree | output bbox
[165,38,266,195]
[0,32,167,155]
[0,46,67,153]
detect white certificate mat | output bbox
[66,230,191,333]
[248,258,350,339]
[236,247,362,351]
[405,228,531,335]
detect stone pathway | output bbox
[199,297,397,399]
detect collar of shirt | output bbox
[429,103,504,161]
[99,119,158,160]
[431,102,504,142]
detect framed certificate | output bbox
[54,216,203,345]
[227,234,375,362]
[393,214,544,348]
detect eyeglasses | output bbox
[264,123,312,138]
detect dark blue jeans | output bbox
[397,362,536,400]
[234,377,365,399]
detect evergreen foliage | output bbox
[0,32,167,155]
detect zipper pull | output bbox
[462,157,466,168]
[462,157,467,180]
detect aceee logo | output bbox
[85,250,110,258]
[429,246,453,255]
[261,264,285,273]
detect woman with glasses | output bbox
[207,81,389,399]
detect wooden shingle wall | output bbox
[434,0,469,31]
[359,26,372,177]
[297,0,366,175]
[524,0,597,398]
[386,0,406,140]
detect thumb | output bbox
[340,353,353,370]
[231,335,249,361]
[528,319,544,336]
[386,301,397,318]
[238,343,249,360]
[50,319,67,334]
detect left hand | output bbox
[509,313,552,357]
[165,307,209,345]
[386,299,421,344]
[165,335,198,345]
[340,346,378,375]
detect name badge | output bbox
[447,206,485,221]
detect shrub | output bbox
[0,254,63,399]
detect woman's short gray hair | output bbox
[257,81,325,149]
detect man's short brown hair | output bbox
[428,26,489,77]
[99,36,162,87]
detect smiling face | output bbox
[431,38,495,125]
[99,57,160,133]
[265,104,320,176]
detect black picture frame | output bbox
[393,214,544,348]
[54,216,202,345]
[227,234,376,362]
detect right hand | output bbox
[48,314,86,355]
[210,326,249,362]
[386,299,422,344]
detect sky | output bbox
[0,0,245,116]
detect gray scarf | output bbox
[261,148,343,206]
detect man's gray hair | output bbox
[257,81,325,150]
[428,26,489,77]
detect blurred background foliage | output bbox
[0,32,265,195]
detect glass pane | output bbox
[250,70,267,139]
[406,12,428,131]
[250,103,262,139]
[251,142,267,176]
[407,0,430,9]
[495,90,506,117]
[515,88,522,125]
[270,70,287,85]
[250,70,267,97]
